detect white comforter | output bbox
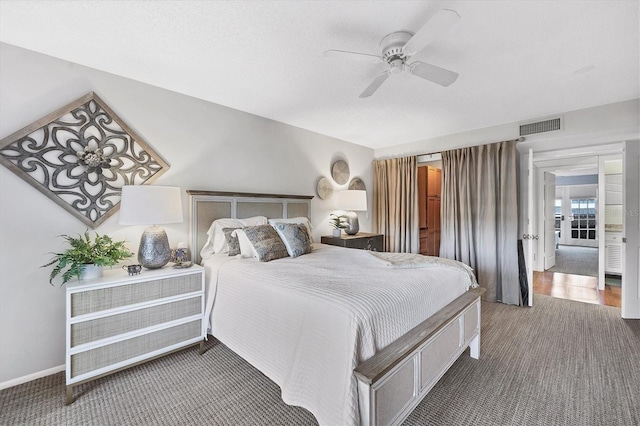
[202,244,474,426]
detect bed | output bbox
[188,190,484,426]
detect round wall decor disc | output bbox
[331,160,350,185]
[348,177,365,190]
[316,177,333,200]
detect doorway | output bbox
[550,176,599,278]
[530,154,622,308]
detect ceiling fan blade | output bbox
[409,61,459,87]
[403,9,460,55]
[359,72,389,98]
[324,49,383,63]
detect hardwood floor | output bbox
[533,271,622,308]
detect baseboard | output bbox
[0,365,65,390]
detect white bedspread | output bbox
[202,244,474,426]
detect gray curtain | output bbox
[373,156,419,253]
[440,140,520,304]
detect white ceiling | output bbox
[0,1,638,150]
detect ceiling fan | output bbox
[324,9,461,98]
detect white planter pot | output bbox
[80,264,103,280]
[332,228,341,237]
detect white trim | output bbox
[0,364,65,390]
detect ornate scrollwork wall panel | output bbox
[0,92,170,228]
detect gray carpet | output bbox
[548,245,598,277]
[1,295,638,426]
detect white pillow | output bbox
[200,216,267,259]
[233,229,258,258]
[203,218,243,258]
[268,217,314,243]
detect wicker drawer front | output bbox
[71,274,201,317]
[71,297,202,347]
[70,320,201,378]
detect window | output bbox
[570,198,596,240]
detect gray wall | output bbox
[0,43,374,385]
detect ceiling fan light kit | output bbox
[380,31,412,73]
[324,8,461,98]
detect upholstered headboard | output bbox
[187,190,313,264]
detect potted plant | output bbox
[42,231,133,285]
[329,214,348,237]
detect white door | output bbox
[526,149,535,306]
[544,172,557,269]
[622,141,640,319]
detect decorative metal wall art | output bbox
[0,92,170,228]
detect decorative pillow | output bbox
[268,217,314,242]
[222,227,241,256]
[273,223,312,258]
[241,225,289,262]
[200,216,267,259]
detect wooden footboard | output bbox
[354,288,485,426]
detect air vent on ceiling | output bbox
[519,117,562,136]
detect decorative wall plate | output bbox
[348,177,366,191]
[331,159,350,185]
[0,92,169,228]
[316,177,333,200]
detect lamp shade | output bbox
[119,185,183,225]
[338,190,367,211]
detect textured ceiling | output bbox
[0,1,638,150]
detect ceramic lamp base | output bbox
[345,211,359,235]
[138,225,171,269]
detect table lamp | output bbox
[338,190,367,235]
[119,185,183,269]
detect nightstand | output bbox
[65,265,205,404]
[321,232,384,251]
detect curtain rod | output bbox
[417,136,526,158]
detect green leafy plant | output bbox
[329,213,348,230]
[41,231,133,285]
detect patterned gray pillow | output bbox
[273,223,312,258]
[242,225,289,262]
[222,227,241,256]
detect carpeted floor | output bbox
[1,295,638,426]
[548,245,598,277]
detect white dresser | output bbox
[65,265,205,404]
